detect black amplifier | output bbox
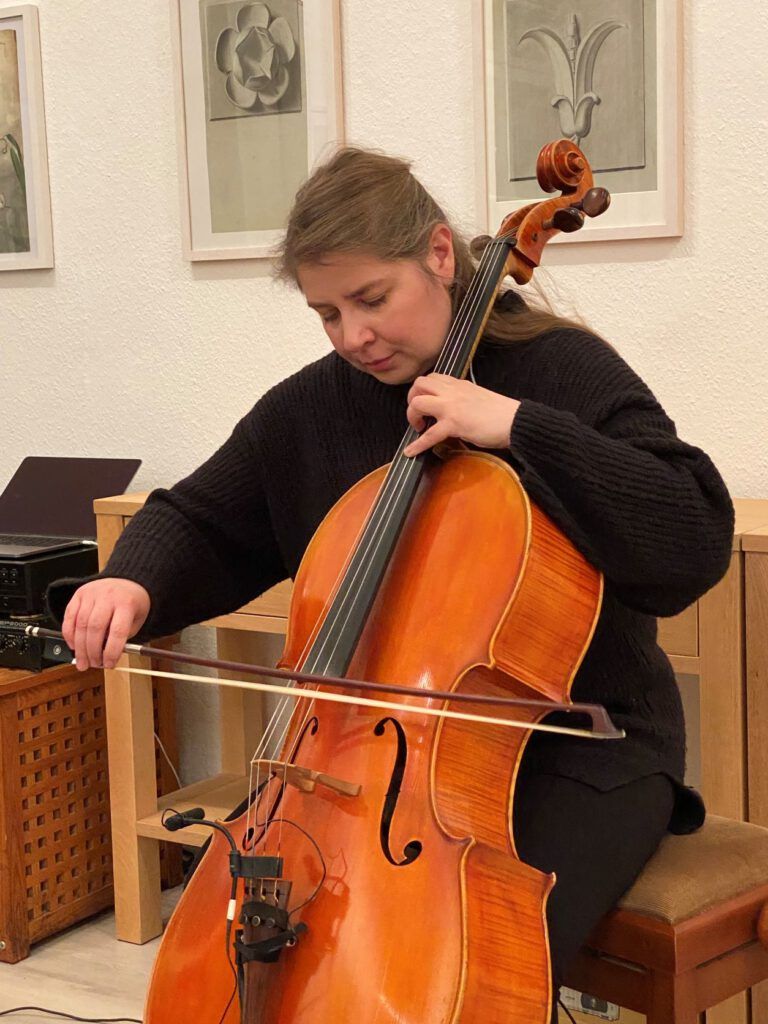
[0,544,98,617]
[0,619,74,671]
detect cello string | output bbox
[304,241,505,679]
[256,242,506,865]
[265,242,504,774]
[252,244,502,753]
[243,344,443,849]
[268,239,504,719]
[240,431,420,849]
[262,245,507,871]
[243,436,417,854]
[251,241,508,864]
[246,682,304,849]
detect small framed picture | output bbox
[172,0,344,261]
[0,5,54,271]
[474,0,683,242]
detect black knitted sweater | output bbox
[48,319,734,830]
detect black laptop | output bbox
[0,456,141,559]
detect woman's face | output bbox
[298,224,455,385]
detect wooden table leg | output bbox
[699,551,749,1024]
[746,550,768,1023]
[105,651,162,943]
[699,550,746,822]
[648,970,699,1024]
[216,628,280,776]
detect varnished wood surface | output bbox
[565,882,768,1022]
[104,650,162,944]
[699,551,747,823]
[0,664,112,963]
[144,452,600,1023]
[137,772,249,846]
[733,499,768,547]
[0,661,77,694]
[94,492,150,516]
[745,533,768,1023]
[657,602,698,657]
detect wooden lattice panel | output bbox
[14,671,114,944]
[0,655,184,962]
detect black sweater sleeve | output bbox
[504,331,734,616]
[47,414,287,641]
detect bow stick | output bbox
[26,626,625,741]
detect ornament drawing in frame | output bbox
[474,0,683,241]
[518,13,626,150]
[209,2,301,118]
[174,0,343,261]
[0,5,54,271]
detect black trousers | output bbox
[512,767,675,1023]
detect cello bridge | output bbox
[252,758,361,798]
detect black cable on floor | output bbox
[1,996,581,1024]
[0,994,580,1023]
[0,1008,141,1023]
[558,996,579,1023]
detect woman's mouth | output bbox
[365,355,394,371]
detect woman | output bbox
[50,146,734,1020]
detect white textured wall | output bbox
[3,1,767,778]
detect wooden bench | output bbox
[565,816,768,1023]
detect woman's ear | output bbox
[426,223,455,283]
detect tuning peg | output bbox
[551,207,586,233]
[470,234,494,258]
[581,187,611,218]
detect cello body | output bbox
[144,447,602,1024]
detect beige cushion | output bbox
[617,815,768,924]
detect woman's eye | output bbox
[363,295,386,309]
[321,310,340,324]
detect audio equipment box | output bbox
[0,544,98,618]
[0,619,74,672]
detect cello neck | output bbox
[298,120,612,679]
[432,238,511,381]
[299,240,512,680]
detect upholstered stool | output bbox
[563,816,768,1023]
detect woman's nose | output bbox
[342,315,375,352]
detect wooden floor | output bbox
[0,890,180,1023]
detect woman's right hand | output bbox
[61,578,151,671]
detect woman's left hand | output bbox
[403,373,521,457]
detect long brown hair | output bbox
[274,146,586,343]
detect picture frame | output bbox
[473,0,683,242]
[172,0,344,261]
[0,4,54,271]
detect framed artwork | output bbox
[172,0,344,261]
[474,0,683,242]
[0,4,53,271]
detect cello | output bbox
[143,139,613,1023]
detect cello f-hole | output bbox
[374,717,423,866]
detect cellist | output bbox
[49,146,734,1020]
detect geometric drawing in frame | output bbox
[203,1,302,121]
[173,0,343,259]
